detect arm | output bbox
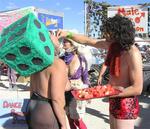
[117,48,143,97]
[49,32,61,55]
[57,30,111,49]
[65,80,72,91]
[97,63,107,85]
[50,59,68,129]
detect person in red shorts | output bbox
[56,15,143,129]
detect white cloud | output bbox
[6,2,18,10]
[64,7,71,11]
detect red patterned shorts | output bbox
[109,96,139,119]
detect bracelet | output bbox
[66,31,73,39]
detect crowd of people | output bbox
[0,14,145,129]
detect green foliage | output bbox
[85,0,111,38]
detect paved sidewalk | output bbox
[0,75,150,129]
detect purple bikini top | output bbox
[61,52,89,85]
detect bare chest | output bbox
[68,56,80,76]
[109,55,129,86]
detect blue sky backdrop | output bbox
[0,0,149,33]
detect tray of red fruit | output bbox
[71,84,121,100]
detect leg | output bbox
[7,67,12,89]
[69,99,87,129]
[112,115,135,129]
[65,105,76,129]
[109,114,115,129]
[67,116,87,129]
[67,114,77,129]
[10,69,17,88]
[109,97,139,129]
[74,118,87,129]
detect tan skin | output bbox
[56,30,143,97]
[97,63,107,85]
[63,39,88,90]
[63,40,81,83]
[30,55,68,129]
[57,30,143,129]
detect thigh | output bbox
[69,99,86,119]
[115,118,135,129]
[69,98,79,119]
[109,97,139,119]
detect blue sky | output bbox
[0,0,149,33]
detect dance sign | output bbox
[0,99,29,128]
[107,5,148,33]
[0,6,35,32]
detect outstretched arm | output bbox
[57,30,111,49]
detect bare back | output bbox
[30,58,68,99]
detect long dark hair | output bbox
[102,14,135,51]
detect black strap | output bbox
[31,92,50,102]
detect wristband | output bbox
[66,32,73,39]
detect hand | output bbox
[109,86,124,98]
[113,86,124,92]
[56,29,68,39]
[49,31,60,49]
[97,76,102,85]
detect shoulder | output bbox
[128,45,141,58]
[54,58,66,65]
[52,58,67,70]
[126,45,142,59]
[124,45,142,67]
[45,58,66,71]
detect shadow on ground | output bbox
[16,84,30,91]
[0,82,8,89]
[0,81,30,91]
[86,107,109,123]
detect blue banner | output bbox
[38,13,63,30]
[0,99,29,128]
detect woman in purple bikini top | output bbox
[62,51,89,85]
[61,38,89,85]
